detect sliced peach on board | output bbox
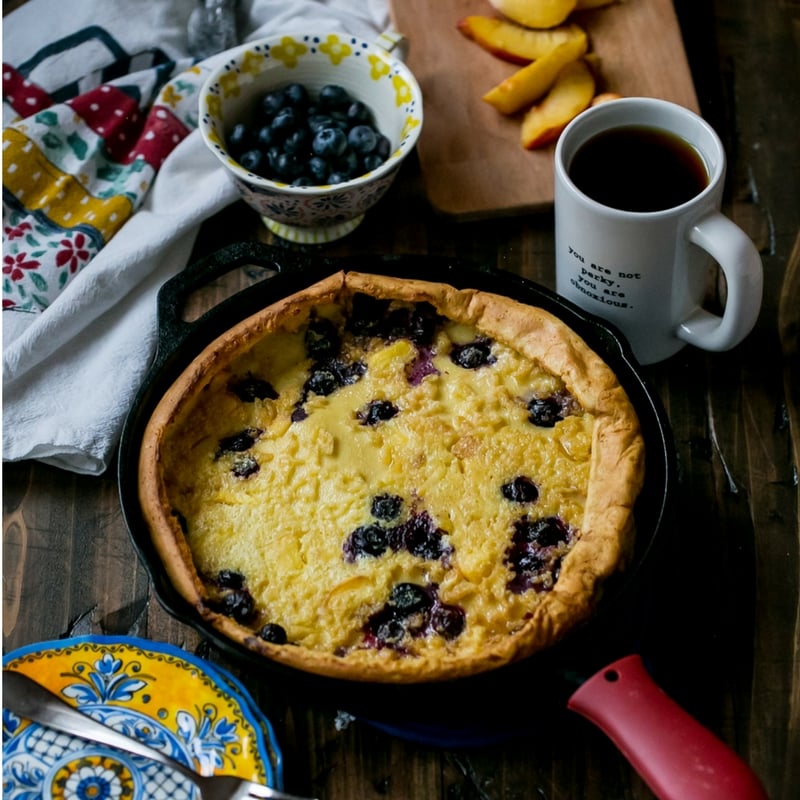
[488,0,578,29]
[457,16,587,64]
[521,58,596,149]
[483,32,588,114]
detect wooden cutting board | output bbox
[388,0,699,218]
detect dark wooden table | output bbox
[4,1,799,798]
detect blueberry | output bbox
[430,604,465,640]
[305,368,339,397]
[271,106,299,138]
[308,114,335,133]
[334,148,359,179]
[283,126,310,155]
[260,89,286,117]
[326,171,349,185]
[335,358,367,385]
[357,399,399,426]
[312,127,347,158]
[283,82,309,108]
[219,588,256,624]
[533,394,569,426]
[382,302,438,345]
[389,583,431,616]
[501,476,540,504]
[343,524,388,561]
[371,493,403,521]
[231,452,259,478]
[381,308,413,340]
[329,109,351,127]
[515,548,547,574]
[347,100,373,124]
[514,516,571,548]
[319,84,351,110]
[274,151,304,180]
[371,612,405,645]
[238,149,265,173]
[209,581,255,623]
[296,358,365,413]
[505,542,556,594]
[216,569,245,589]
[259,622,288,644]
[505,516,573,594]
[291,406,308,423]
[256,124,275,149]
[347,124,378,154]
[362,153,385,172]
[228,374,278,402]
[231,453,259,479]
[305,317,341,360]
[265,146,282,174]
[307,155,330,183]
[216,427,262,457]
[291,176,313,186]
[391,512,447,560]
[347,293,391,335]
[450,338,496,369]
[375,134,392,159]
[228,123,255,156]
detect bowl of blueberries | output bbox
[199,31,423,243]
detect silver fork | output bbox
[3,669,317,800]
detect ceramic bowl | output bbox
[199,31,423,243]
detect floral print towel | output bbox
[2,0,389,475]
[3,41,201,311]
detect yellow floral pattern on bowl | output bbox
[368,53,391,81]
[2,636,283,800]
[318,34,351,65]
[271,36,310,68]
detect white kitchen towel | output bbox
[2,0,390,475]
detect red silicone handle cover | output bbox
[567,654,769,800]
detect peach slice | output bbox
[488,0,578,29]
[483,32,588,114]
[521,58,596,149]
[457,16,587,64]
[591,91,624,106]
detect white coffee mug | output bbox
[554,97,762,364]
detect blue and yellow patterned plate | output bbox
[2,635,283,799]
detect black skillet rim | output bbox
[118,242,676,732]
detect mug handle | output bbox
[677,211,763,351]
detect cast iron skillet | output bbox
[119,243,766,799]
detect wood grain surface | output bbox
[388,0,700,218]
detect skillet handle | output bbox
[154,241,306,365]
[567,655,769,800]
[157,240,301,338]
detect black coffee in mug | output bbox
[568,125,709,212]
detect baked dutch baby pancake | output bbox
[138,271,645,683]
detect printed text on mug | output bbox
[567,245,642,309]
